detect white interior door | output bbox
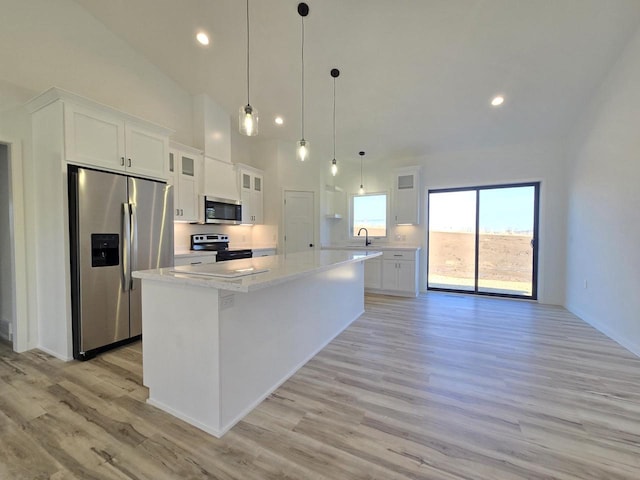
[284,190,315,254]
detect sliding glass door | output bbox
[427,183,539,299]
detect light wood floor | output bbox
[2,292,640,479]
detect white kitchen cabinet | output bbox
[364,257,382,289]
[169,143,203,222]
[64,101,169,180]
[394,166,420,225]
[202,157,239,202]
[238,165,264,225]
[174,253,217,267]
[380,250,419,296]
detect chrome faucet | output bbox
[357,228,371,246]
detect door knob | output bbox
[309,243,314,247]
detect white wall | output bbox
[332,140,567,305]
[0,0,193,144]
[0,144,11,340]
[565,25,640,355]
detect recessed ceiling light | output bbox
[275,116,284,125]
[491,95,505,107]
[196,32,210,46]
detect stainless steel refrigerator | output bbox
[68,166,173,360]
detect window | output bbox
[352,193,387,238]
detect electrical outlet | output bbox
[395,234,401,241]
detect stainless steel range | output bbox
[190,234,252,262]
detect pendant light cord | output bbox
[301,16,305,138]
[332,76,336,159]
[246,0,250,105]
[360,156,363,185]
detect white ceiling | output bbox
[57,1,640,162]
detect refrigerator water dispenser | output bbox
[91,233,119,267]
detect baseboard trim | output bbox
[566,303,640,358]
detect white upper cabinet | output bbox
[238,165,264,225]
[203,157,239,201]
[64,103,125,171]
[124,123,169,179]
[169,142,203,222]
[394,166,421,225]
[55,89,171,180]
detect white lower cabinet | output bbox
[382,259,416,292]
[368,250,419,297]
[174,254,217,267]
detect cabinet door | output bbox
[240,171,254,224]
[252,173,263,224]
[64,104,126,171]
[396,260,416,292]
[395,172,417,224]
[125,123,167,180]
[178,154,199,222]
[382,259,399,290]
[364,258,382,289]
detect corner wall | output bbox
[565,25,640,355]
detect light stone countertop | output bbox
[135,249,382,293]
[322,244,421,252]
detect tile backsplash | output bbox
[174,223,277,251]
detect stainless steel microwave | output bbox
[198,196,242,224]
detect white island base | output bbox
[135,251,380,437]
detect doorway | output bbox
[283,190,315,254]
[0,138,28,352]
[427,182,539,299]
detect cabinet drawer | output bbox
[382,250,416,261]
[174,254,217,266]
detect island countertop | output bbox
[133,249,382,293]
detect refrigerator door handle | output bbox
[122,203,131,292]
[130,203,138,290]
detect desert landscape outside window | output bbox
[352,193,387,238]
[427,182,539,299]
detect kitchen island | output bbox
[132,249,382,437]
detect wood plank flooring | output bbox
[2,292,640,479]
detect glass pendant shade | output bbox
[359,185,365,195]
[239,104,258,136]
[331,159,338,176]
[297,139,309,162]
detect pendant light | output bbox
[239,0,258,136]
[358,151,365,195]
[296,3,310,161]
[330,68,340,176]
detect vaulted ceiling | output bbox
[24,1,640,162]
